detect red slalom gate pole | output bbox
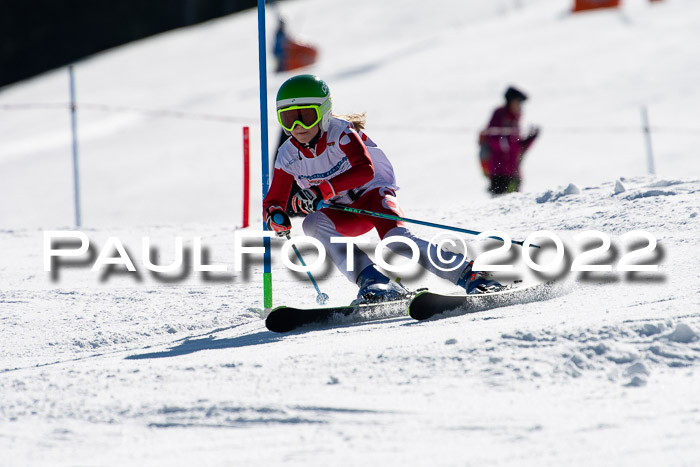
[242,126,250,228]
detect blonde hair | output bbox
[332,112,367,132]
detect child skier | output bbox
[263,74,502,302]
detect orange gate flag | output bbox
[284,40,318,72]
[572,0,620,13]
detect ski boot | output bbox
[353,265,409,304]
[457,261,504,295]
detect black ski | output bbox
[266,282,558,332]
[409,281,557,321]
[265,296,413,333]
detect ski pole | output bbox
[284,232,330,305]
[318,202,539,248]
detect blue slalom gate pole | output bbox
[68,65,82,227]
[257,0,273,310]
[319,202,539,248]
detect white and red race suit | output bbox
[263,117,467,284]
[264,117,398,212]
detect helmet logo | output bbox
[321,83,328,94]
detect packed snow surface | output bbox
[1,0,700,465]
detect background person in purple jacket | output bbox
[480,86,539,194]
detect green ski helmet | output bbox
[276,74,332,134]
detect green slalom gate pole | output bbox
[318,202,539,248]
[257,0,273,310]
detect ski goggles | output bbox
[277,104,323,132]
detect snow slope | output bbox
[1,0,700,465]
[2,176,699,466]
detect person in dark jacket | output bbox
[273,18,289,73]
[481,87,539,194]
